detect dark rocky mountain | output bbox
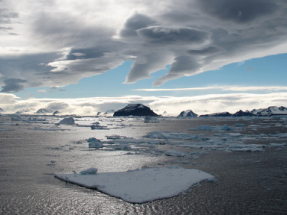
[177,110,198,118]
[199,112,232,117]
[232,110,254,117]
[113,104,158,117]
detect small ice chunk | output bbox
[189,125,212,131]
[58,117,75,125]
[269,143,286,147]
[87,138,103,148]
[165,150,186,157]
[235,123,245,127]
[80,168,98,175]
[220,124,233,131]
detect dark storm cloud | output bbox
[125,52,173,83]
[1,78,27,92]
[198,0,278,23]
[0,26,12,30]
[170,55,201,73]
[187,46,224,56]
[0,53,59,91]
[0,8,18,24]
[137,26,209,45]
[153,55,201,86]
[66,47,104,60]
[64,42,126,60]
[120,13,156,38]
[32,12,115,48]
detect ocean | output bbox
[0,115,286,214]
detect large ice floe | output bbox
[55,166,214,203]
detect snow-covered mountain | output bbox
[154,110,173,117]
[35,108,54,114]
[198,106,287,117]
[113,104,158,116]
[200,112,232,117]
[250,106,287,116]
[96,110,115,117]
[0,108,3,112]
[15,109,30,115]
[177,110,198,118]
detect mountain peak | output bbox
[177,110,198,118]
[113,104,158,116]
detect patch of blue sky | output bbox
[14,53,287,99]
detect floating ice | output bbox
[58,117,75,125]
[87,138,103,148]
[269,143,286,147]
[165,150,186,157]
[220,124,233,131]
[55,166,215,203]
[235,123,245,127]
[11,115,23,121]
[144,116,160,123]
[0,128,14,131]
[32,126,68,131]
[106,135,133,140]
[144,131,204,140]
[80,168,98,175]
[189,125,212,131]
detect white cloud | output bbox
[134,86,287,92]
[37,90,47,93]
[2,92,287,116]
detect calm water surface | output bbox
[0,116,287,214]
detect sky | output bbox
[1,0,287,116]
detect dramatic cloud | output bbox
[1,0,287,91]
[1,78,27,92]
[137,26,209,45]
[198,0,278,23]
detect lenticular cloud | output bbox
[1,0,287,91]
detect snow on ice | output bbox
[55,166,215,203]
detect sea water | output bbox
[0,116,287,214]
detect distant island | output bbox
[113,104,158,117]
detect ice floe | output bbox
[58,117,75,125]
[189,124,233,131]
[55,166,215,203]
[32,126,69,131]
[165,150,186,157]
[87,138,103,148]
[269,143,286,147]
